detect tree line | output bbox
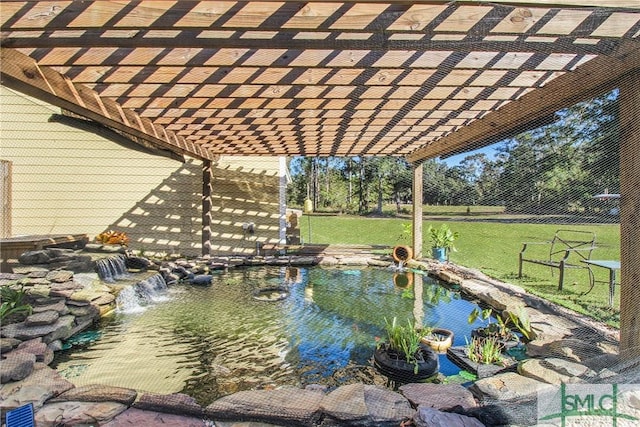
[287,90,619,215]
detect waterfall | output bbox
[116,273,169,313]
[95,255,129,282]
[137,274,169,302]
[389,260,406,272]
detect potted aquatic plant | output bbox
[446,333,516,379]
[465,335,506,366]
[427,224,458,262]
[373,317,439,383]
[467,307,522,349]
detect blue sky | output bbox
[439,145,499,168]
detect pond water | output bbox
[53,266,484,405]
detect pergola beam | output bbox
[1,33,615,56]
[0,48,216,162]
[407,40,640,163]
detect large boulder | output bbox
[102,408,209,427]
[16,338,54,364]
[125,256,153,270]
[25,310,59,327]
[413,407,485,427]
[134,392,203,417]
[0,364,74,411]
[0,352,36,383]
[399,383,478,411]
[319,383,414,427]
[18,250,53,265]
[45,270,74,283]
[470,372,553,402]
[518,358,595,384]
[526,337,618,369]
[1,315,75,343]
[53,384,138,406]
[206,388,324,426]
[35,401,128,426]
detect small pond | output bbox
[53,266,485,405]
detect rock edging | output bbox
[1,247,633,426]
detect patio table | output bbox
[582,260,621,307]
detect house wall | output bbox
[210,156,286,255]
[0,86,285,257]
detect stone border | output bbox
[1,247,629,426]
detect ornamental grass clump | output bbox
[381,317,431,374]
[465,336,505,366]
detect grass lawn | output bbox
[301,209,621,328]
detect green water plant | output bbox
[427,224,459,251]
[380,317,431,374]
[465,335,505,365]
[468,305,533,342]
[468,307,513,340]
[505,305,533,341]
[0,285,32,322]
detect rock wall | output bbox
[3,249,636,426]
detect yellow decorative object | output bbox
[95,230,129,246]
[303,198,313,214]
[421,328,454,352]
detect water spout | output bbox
[389,260,406,272]
[95,255,129,282]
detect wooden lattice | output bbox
[1,1,639,161]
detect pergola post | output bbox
[413,272,424,327]
[619,69,640,360]
[202,160,212,256]
[412,164,423,260]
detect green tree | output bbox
[422,159,450,205]
[495,89,619,213]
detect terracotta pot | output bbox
[392,245,413,263]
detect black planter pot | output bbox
[373,343,439,384]
[446,346,518,379]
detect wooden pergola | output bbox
[1,1,639,357]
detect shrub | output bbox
[0,285,32,322]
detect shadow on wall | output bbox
[103,159,282,257]
[209,163,281,255]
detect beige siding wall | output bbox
[0,86,285,257]
[210,156,285,254]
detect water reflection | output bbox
[53,266,481,405]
